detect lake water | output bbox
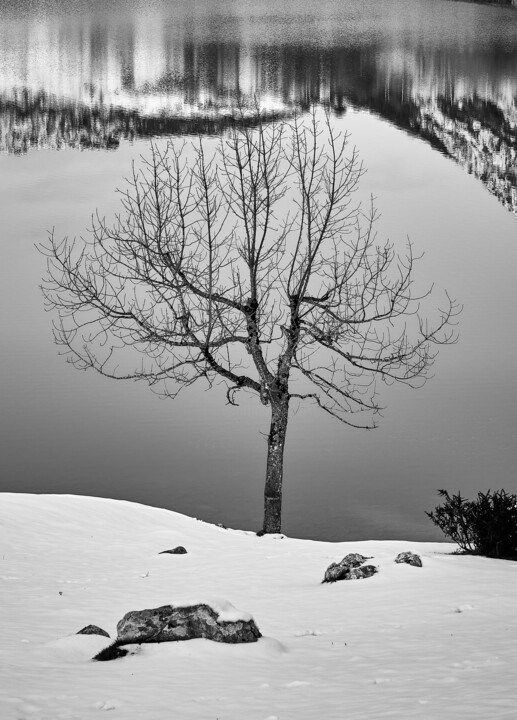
[1,0,516,541]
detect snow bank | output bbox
[1,493,516,720]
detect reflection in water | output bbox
[0,4,517,213]
[0,93,293,153]
[0,5,516,213]
[1,0,517,541]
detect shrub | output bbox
[426,489,517,559]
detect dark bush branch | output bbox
[427,489,517,559]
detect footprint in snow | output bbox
[14,700,41,714]
[450,660,476,670]
[428,676,459,685]
[454,604,474,613]
[451,656,501,670]
[94,700,120,711]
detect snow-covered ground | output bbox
[1,494,516,720]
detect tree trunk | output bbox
[262,395,290,534]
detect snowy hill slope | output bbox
[1,493,516,719]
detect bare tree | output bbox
[41,109,459,534]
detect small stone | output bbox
[341,553,372,568]
[322,553,374,583]
[322,561,348,583]
[345,565,378,580]
[77,624,110,638]
[159,546,187,555]
[394,551,422,567]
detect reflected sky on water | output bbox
[1,0,516,210]
[0,0,516,540]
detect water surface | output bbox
[1,0,516,540]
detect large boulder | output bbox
[322,553,375,583]
[394,551,422,567]
[93,601,261,661]
[117,601,261,646]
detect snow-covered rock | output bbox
[115,601,261,646]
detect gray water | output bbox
[1,0,516,541]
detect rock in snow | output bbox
[93,601,261,660]
[341,553,372,567]
[117,602,261,644]
[346,565,378,580]
[76,625,110,638]
[394,551,423,567]
[159,546,187,554]
[322,553,375,583]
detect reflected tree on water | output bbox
[41,109,460,534]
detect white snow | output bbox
[1,493,516,719]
